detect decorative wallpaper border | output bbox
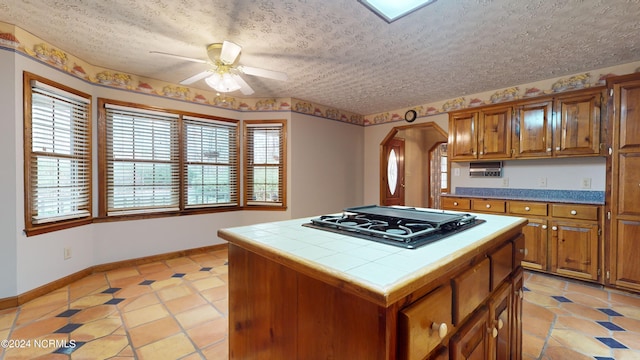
[0,22,365,125]
[2,21,640,127]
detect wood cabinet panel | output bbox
[490,241,513,291]
[617,153,640,216]
[453,258,491,325]
[616,79,640,151]
[449,111,478,160]
[442,197,471,211]
[553,89,602,156]
[519,218,548,271]
[551,204,599,221]
[472,199,506,214]
[399,286,454,360]
[511,269,524,360]
[479,106,513,159]
[450,307,490,360]
[514,100,553,158]
[612,220,640,291]
[550,220,599,281]
[489,282,512,360]
[509,201,547,216]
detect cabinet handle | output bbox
[546,147,552,152]
[524,206,531,211]
[490,327,498,338]
[431,322,448,339]
[486,204,491,209]
[519,248,529,256]
[556,146,561,151]
[453,201,458,206]
[542,225,548,229]
[570,210,577,215]
[498,319,504,330]
[480,151,484,155]
[552,226,558,231]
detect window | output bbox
[429,142,448,208]
[244,120,287,208]
[102,103,180,215]
[98,99,239,218]
[24,72,92,235]
[184,116,238,207]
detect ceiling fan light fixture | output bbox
[204,73,241,93]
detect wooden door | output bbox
[450,307,489,360]
[478,106,513,159]
[610,75,640,291]
[553,88,603,156]
[489,283,511,360]
[383,138,405,206]
[550,220,599,281]
[514,100,553,158]
[521,218,548,271]
[449,111,478,161]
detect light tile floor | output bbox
[0,248,639,359]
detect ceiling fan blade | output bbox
[150,51,208,64]
[220,41,242,65]
[231,74,255,95]
[180,70,214,85]
[238,66,288,81]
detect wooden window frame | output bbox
[243,120,287,210]
[23,72,93,236]
[97,98,240,221]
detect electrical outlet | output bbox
[64,247,72,260]
[453,168,460,177]
[502,177,509,187]
[581,177,592,189]
[538,177,547,187]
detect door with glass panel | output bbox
[383,138,405,206]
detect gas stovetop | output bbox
[302,205,485,249]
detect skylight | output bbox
[359,0,437,23]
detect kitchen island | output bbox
[218,209,527,359]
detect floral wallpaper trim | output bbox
[0,22,365,125]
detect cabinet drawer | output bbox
[490,241,513,290]
[442,197,471,211]
[472,199,506,213]
[399,286,453,360]
[509,201,547,216]
[551,204,599,221]
[452,257,490,325]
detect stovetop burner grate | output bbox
[302,205,485,249]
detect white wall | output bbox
[3,49,365,296]
[290,113,364,218]
[450,157,606,192]
[0,50,18,298]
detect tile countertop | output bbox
[218,210,527,306]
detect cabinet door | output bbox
[520,218,548,271]
[553,89,603,156]
[514,100,553,158]
[617,153,640,216]
[550,220,599,281]
[614,78,640,152]
[611,220,640,291]
[511,269,523,360]
[489,282,511,360]
[449,111,478,160]
[450,307,490,360]
[478,106,513,159]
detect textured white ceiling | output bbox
[1,0,639,115]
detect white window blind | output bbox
[105,104,179,215]
[29,80,91,224]
[183,117,238,207]
[245,122,284,206]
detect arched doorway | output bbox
[380,122,448,207]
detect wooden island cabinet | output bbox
[219,212,527,359]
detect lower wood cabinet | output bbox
[442,196,603,284]
[450,307,490,360]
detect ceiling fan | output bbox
[151,41,288,95]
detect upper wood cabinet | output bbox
[448,87,605,161]
[553,88,604,156]
[449,110,478,160]
[513,99,553,158]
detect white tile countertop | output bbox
[218,209,527,306]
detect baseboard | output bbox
[0,243,227,311]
